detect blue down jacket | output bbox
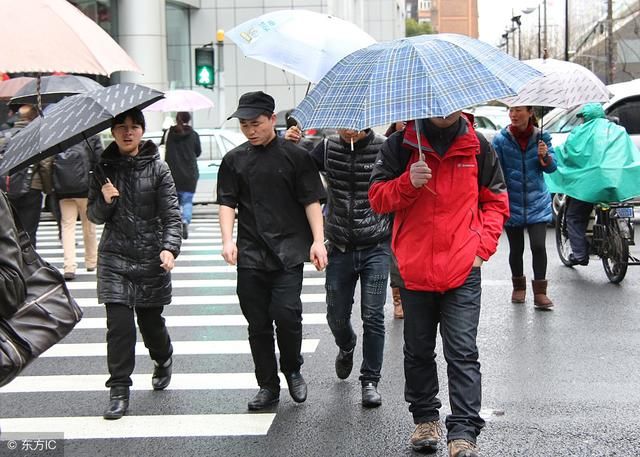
[492,127,557,227]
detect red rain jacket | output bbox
[369,118,509,292]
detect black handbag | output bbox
[0,203,83,387]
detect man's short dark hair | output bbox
[112,107,146,131]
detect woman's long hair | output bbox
[174,111,191,134]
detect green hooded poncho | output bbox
[545,103,640,203]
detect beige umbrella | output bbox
[0,0,141,76]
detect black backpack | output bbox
[52,143,91,195]
[0,129,34,198]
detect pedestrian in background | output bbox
[492,106,556,309]
[218,91,327,411]
[287,124,390,407]
[163,111,202,239]
[369,112,509,457]
[88,108,182,420]
[0,105,53,249]
[384,120,407,320]
[52,135,103,280]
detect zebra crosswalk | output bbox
[0,214,329,445]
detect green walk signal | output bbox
[195,46,214,88]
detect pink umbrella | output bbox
[0,0,141,76]
[143,89,215,112]
[0,77,35,102]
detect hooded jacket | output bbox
[369,118,509,292]
[87,140,182,308]
[492,126,557,227]
[164,125,202,193]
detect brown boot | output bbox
[392,287,404,319]
[532,279,553,310]
[511,276,526,303]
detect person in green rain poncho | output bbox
[545,103,640,265]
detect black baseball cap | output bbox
[227,91,275,120]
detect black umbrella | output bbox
[0,83,163,175]
[9,75,104,108]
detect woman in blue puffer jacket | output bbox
[492,106,557,310]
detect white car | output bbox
[143,128,245,205]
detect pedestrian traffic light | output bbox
[195,46,214,89]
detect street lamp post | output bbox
[511,15,522,59]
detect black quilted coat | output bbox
[87,140,182,308]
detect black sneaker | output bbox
[63,272,76,281]
[568,254,589,266]
[335,347,354,379]
[361,381,382,408]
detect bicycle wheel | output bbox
[601,223,629,283]
[555,200,573,266]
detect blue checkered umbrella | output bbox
[291,34,543,131]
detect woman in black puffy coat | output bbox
[87,108,182,420]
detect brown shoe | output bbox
[448,439,479,457]
[392,287,404,319]
[410,420,442,452]
[511,276,526,303]
[532,279,553,310]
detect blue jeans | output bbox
[325,241,390,383]
[566,197,593,260]
[177,191,195,224]
[401,267,485,443]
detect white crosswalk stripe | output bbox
[0,215,328,442]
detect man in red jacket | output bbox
[369,112,509,457]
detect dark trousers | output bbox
[401,267,485,443]
[105,303,173,387]
[325,242,389,383]
[9,189,43,248]
[237,265,304,393]
[504,223,548,279]
[389,252,402,288]
[566,197,594,260]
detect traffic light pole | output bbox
[216,29,225,127]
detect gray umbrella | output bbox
[9,75,104,108]
[0,83,163,175]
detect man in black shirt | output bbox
[217,91,328,411]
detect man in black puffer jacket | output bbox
[286,127,391,407]
[87,108,182,420]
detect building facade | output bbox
[430,0,478,37]
[73,0,406,131]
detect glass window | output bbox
[166,3,191,90]
[545,105,584,133]
[607,98,640,135]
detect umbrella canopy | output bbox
[227,9,376,83]
[499,58,612,109]
[144,89,214,112]
[9,75,103,107]
[291,34,543,131]
[0,0,141,75]
[0,77,35,102]
[0,84,163,175]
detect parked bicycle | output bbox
[555,196,639,283]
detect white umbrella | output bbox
[499,58,612,109]
[144,89,214,112]
[227,9,376,83]
[0,0,141,76]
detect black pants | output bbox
[9,189,43,248]
[237,265,304,393]
[504,223,548,280]
[401,267,485,443]
[105,303,173,387]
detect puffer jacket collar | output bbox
[102,139,159,167]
